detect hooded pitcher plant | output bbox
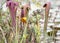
[20,3,31,43]
[43,2,51,43]
[6,0,18,27]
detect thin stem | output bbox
[0,26,7,43]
